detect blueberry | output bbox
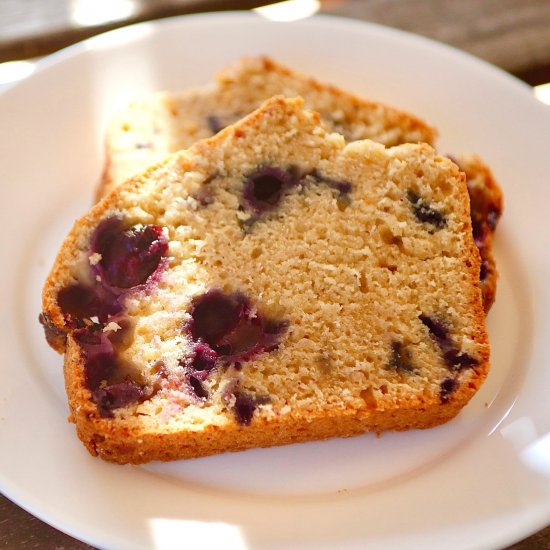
[189,376,209,399]
[419,314,477,372]
[189,290,244,348]
[74,328,146,415]
[242,167,298,214]
[57,284,121,325]
[419,314,451,346]
[186,290,287,366]
[233,391,257,425]
[93,379,145,418]
[190,343,218,372]
[407,190,446,229]
[73,329,117,391]
[216,317,265,358]
[439,377,459,403]
[91,216,168,290]
[443,349,478,371]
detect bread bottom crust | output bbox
[64,338,480,465]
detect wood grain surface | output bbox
[1,491,549,549]
[321,0,550,82]
[2,0,550,82]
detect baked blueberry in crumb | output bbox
[190,343,218,372]
[93,379,145,418]
[309,171,353,198]
[189,290,244,347]
[90,216,168,290]
[419,314,450,346]
[233,391,257,425]
[74,327,144,416]
[54,214,167,336]
[189,376,209,399]
[240,167,353,223]
[187,289,287,363]
[443,349,478,371]
[407,190,446,229]
[57,284,121,325]
[389,341,414,373]
[440,377,459,403]
[419,314,478,371]
[233,391,271,425]
[73,329,117,391]
[242,166,299,214]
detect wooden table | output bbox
[1,1,549,548]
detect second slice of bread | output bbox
[100,56,502,310]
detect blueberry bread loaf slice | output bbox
[100,56,437,197]
[100,56,502,311]
[42,97,489,464]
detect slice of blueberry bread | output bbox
[99,56,502,311]
[42,97,489,464]
[99,56,437,197]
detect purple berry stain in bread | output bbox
[242,166,299,214]
[239,167,353,228]
[187,289,287,363]
[57,284,122,326]
[93,379,145,418]
[90,216,168,290]
[419,314,478,372]
[51,215,170,416]
[74,327,146,417]
[188,376,209,399]
[309,170,353,199]
[233,391,257,425]
[407,190,446,229]
[440,377,459,403]
[190,343,218,372]
[73,329,118,391]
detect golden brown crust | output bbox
[64,335,486,465]
[217,55,438,145]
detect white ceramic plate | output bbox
[1,12,549,550]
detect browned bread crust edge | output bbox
[64,335,487,464]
